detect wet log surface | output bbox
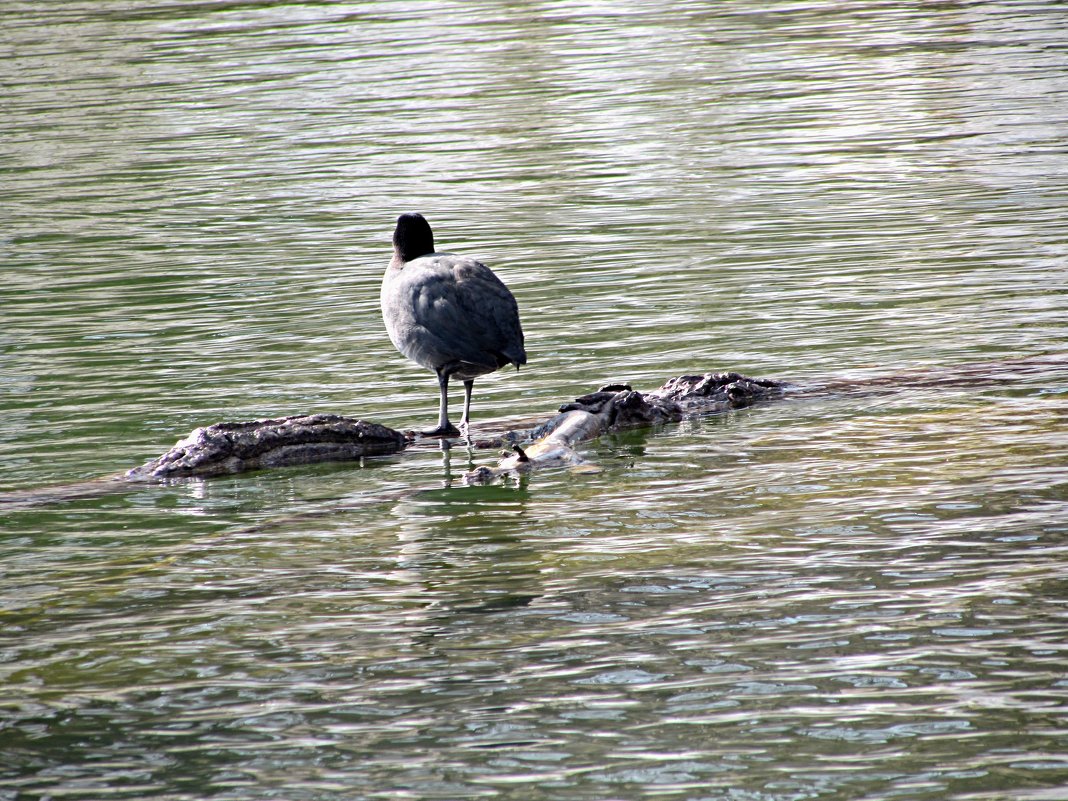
[3,355,1064,507]
[464,372,788,483]
[125,415,409,481]
[122,371,788,483]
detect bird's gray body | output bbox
[381,253,525,382]
[381,213,526,436]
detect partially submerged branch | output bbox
[465,372,788,483]
[4,356,1062,506]
[121,372,788,483]
[125,414,408,481]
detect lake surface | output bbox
[3,2,1068,799]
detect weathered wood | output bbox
[124,414,408,481]
[464,372,788,483]
[115,372,786,484]
[6,355,1061,507]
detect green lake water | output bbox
[2,2,1068,799]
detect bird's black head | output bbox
[393,212,435,262]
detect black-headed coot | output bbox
[381,213,526,437]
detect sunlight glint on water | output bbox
[2,2,1067,799]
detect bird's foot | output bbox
[420,423,462,438]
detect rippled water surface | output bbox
[3,2,1068,799]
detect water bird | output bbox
[381,213,527,437]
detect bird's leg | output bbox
[422,368,461,438]
[459,379,475,435]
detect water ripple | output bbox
[4,1,1068,799]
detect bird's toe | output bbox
[420,423,462,438]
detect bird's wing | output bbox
[402,256,523,371]
[450,258,526,366]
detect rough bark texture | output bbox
[5,356,1061,506]
[122,372,787,483]
[464,372,789,483]
[125,415,409,481]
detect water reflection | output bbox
[3,0,1068,799]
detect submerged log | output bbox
[4,356,1062,506]
[125,414,408,481]
[464,372,788,483]
[120,371,787,483]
